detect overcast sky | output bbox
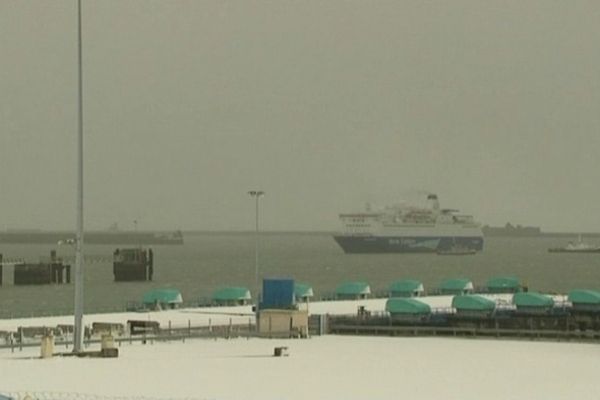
[1,1,600,232]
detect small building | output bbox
[386,298,431,321]
[257,309,308,338]
[452,295,496,317]
[568,290,600,312]
[113,248,153,281]
[261,278,295,309]
[142,288,183,310]
[294,283,314,302]
[389,279,424,297]
[486,276,521,294]
[513,292,554,314]
[335,281,371,300]
[212,287,252,306]
[439,278,474,295]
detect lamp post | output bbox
[248,190,264,296]
[73,0,85,353]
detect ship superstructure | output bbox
[333,194,483,253]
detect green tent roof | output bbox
[294,283,314,298]
[212,287,251,301]
[390,279,424,294]
[486,276,520,290]
[452,295,496,311]
[386,298,431,315]
[335,281,370,295]
[440,278,473,291]
[513,292,554,308]
[568,289,600,305]
[142,289,183,305]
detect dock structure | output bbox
[325,291,600,342]
[113,248,153,281]
[0,251,71,286]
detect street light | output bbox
[248,190,265,297]
[73,0,85,353]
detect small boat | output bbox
[548,236,600,253]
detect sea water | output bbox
[0,233,597,318]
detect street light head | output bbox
[248,190,265,197]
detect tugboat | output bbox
[548,236,600,253]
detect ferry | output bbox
[333,194,483,253]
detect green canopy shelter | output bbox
[569,289,600,311]
[212,287,252,306]
[335,281,371,300]
[386,298,431,315]
[513,292,554,313]
[439,278,474,295]
[452,295,496,313]
[486,276,521,293]
[294,283,314,301]
[389,280,424,297]
[142,288,183,310]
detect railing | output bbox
[328,323,600,342]
[0,319,259,352]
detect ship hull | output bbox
[333,235,484,254]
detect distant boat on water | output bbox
[0,230,184,245]
[548,236,600,253]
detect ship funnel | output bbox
[427,194,440,211]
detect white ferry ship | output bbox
[333,194,484,253]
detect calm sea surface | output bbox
[0,233,599,318]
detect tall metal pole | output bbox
[73,0,84,353]
[254,194,259,292]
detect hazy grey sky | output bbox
[1,1,600,231]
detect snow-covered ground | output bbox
[1,335,599,399]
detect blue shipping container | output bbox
[261,278,295,309]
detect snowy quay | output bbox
[1,296,600,399]
[1,293,600,349]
